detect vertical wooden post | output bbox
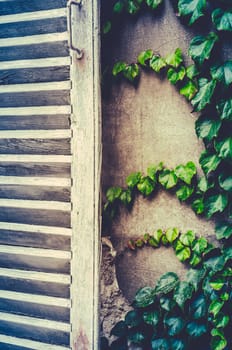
[70,0,101,349]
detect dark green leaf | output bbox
[203,255,226,273]
[190,294,207,319]
[147,162,163,181]
[215,137,232,159]
[120,189,132,205]
[217,99,232,120]
[127,328,145,344]
[149,55,166,72]
[165,48,183,68]
[219,173,232,191]
[137,176,155,196]
[126,0,140,14]
[211,337,227,350]
[178,0,206,25]
[213,313,229,328]
[137,49,153,66]
[113,1,124,13]
[106,187,122,203]
[179,81,197,100]
[112,61,127,76]
[143,310,159,326]
[179,230,196,246]
[192,197,204,214]
[170,339,186,350]
[186,64,199,79]
[186,322,207,337]
[151,338,170,350]
[185,268,206,291]
[160,296,176,311]
[166,228,179,243]
[159,169,178,189]
[173,281,194,308]
[103,21,112,34]
[192,237,208,254]
[212,8,232,32]
[199,150,221,174]
[155,272,179,295]
[123,63,140,81]
[191,78,217,111]
[126,172,142,188]
[164,316,185,336]
[215,222,232,240]
[125,310,142,327]
[189,32,218,65]
[176,185,194,201]
[134,286,156,307]
[110,321,128,337]
[174,161,196,184]
[209,300,224,317]
[110,337,127,350]
[195,116,221,141]
[211,61,232,86]
[146,0,163,10]
[167,66,186,84]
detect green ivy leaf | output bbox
[211,61,232,86]
[123,63,140,81]
[160,296,176,311]
[110,320,128,337]
[189,32,218,66]
[217,99,232,120]
[195,116,221,141]
[190,294,207,319]
[143,310,159,326]
[155,272,179,295]
[112,61,127,76]
[176,185,194,201]
[192,237,208,254]
[137,176,155,196]
[149,55,166,72]
[192,197,204,214]
[151,338,170,350]
[166,228,179,243]
[176,246,191,262]
[126,172,142,189]
[153,229,163,244]
[174,161,196,185]
[218,173,232,191]
[106,187,122,202]
[125,310,142,327]
[179,80,198,100]
[203,255,226,273]
[199,150,221,174]
[103,21,112,34]
[185,268,206,291]
[164,316,185,336]
[137,49,153,66]
[159,169,178,189]
[209,276,225,291]
[209,300,224,317]
[215,137,232,159]
[178,0,206,25]
[211,336,227,350]
[212,8,232,32]
[186,322,207,337]
[204,193,228,218]
[215,222,232,240]
[127,328,145,344]
[174,282,194,308]
[213,313,229,329]
[179,230,196,246]
[191,78,217,111]
[126,0,140,14]
[170,339,186,350]
[167,66,186,84]
[165,48,183,68]
[189,253,202,267]
[134,286,156,307]
[186,64,200,79]
[146,0,163,10]
[147,162,163,181]
[197,176,214,192]
[113,1,125,13]
[120,189,132,205]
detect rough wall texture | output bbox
[100,0,218,337]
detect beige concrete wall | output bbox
[101,0,216,306]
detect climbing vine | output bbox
[101,0,232,349]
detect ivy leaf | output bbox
[197,176,214,193]
[143,310,159,326]
[212,8,232,32]
[112,61,127,76]
[186,322,207,337]
[126,172,142,189]
[215,222,232,240]
[164,316,185,336]
[192,237,208,254]
[203,255,226,273]
[209,277,225,291]
[176,185,194,201]
[189,32,218,66]
[110,321,128,337]
[174,161,196,184]
[158,169,178,189]
[126,0,140,14]
[190,294,207,319]
[174,282,194,308]
[167,66,186,85]
[179,230,196,246]
[195,116,221,141]
[218,173,232,191]
[103,21,112,34]
[150,55,166,72]
[125,310,142,327]
[170,339,186,350]
[151,338,170,350]
[186,64,199,79]
[134,287,156,307]
[209,300,224,317]
[204,193,228,218]
[192,197,204,214]
[160,296,176,311]
[189,253,202,267]
[178,0,206,25]
[179,81,197,100]
[185,268,206,291]
[199,150,221,174]
[106,187,122,202]
[166,228,179,243]
[215,137,232,159]
[155,272,179,295]
[191,78,217,111]
[127,328,145,344]
[165,48,183,68]
[146,0,163,10]
[211,336,227,350]
[176,246,191,262]
[147,162,163,181]
[123,63,140,81]
[113,1,125,13]
[217,99,232,120]
[137,49,153,66]
[153,229,163,244]
[120,189,132,205]
[137,176,155,196]
[211,61,232,86]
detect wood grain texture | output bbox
[0,41,69,61]
[0,162,70,177]
[0,66,70,85]
[0,139,70,155]
[0,115,70,130]
[0,17,67,38]
[0,185,70,201]
[0,0,67,15]
[0,343,29,350]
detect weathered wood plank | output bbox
[0,162,70,177]
[0,17,67,38]
[0,91,70,107]
[0,0,67,15]
[0,298,70,322]
[0,335,70,350]
[0,229,70,250]
[0,185,70,202]
[0,41,69,61]
[0,57,70,70]
[0,343,29,350]
[0,139,70,155]
[0,8,66,25]
[0,207,70,227]
[0,67,70,85]
[0,115,70,130]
